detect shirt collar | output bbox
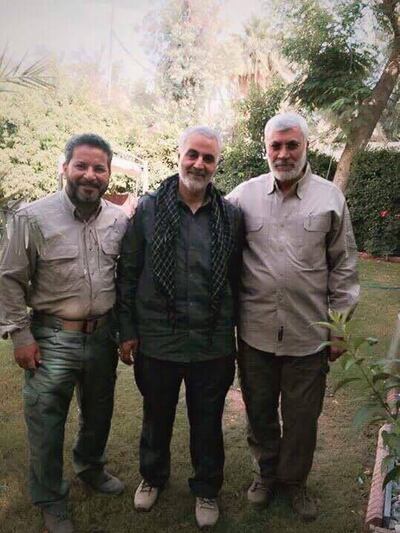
[265,174,275,195]
[295,163,312,199]
[266,162,312,199]
[61,188,103,221]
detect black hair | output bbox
[64,133,113,168]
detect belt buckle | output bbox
[83,319,97,334]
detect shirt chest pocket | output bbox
[245,216,268,244]
[38,241,81,292]
[100,231,122,287]
[101,239,120,257]
[304,214,331,233]
[298,213,331,267]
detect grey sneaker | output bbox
[134,479,159,512]
[291,486,317,521]
[195,497,219,529]
[42,509,74,533]
[247,476,274,506]
[79,469,124,495]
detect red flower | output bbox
[379,210,389,218]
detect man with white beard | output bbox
[227,112,359,521]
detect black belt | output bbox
[32,312,109,334]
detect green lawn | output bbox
[0,258,399,533]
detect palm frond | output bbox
[0,49,54,92]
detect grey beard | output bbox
[269,151,308,183]
[180,174,211,194]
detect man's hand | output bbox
[14,342,42,370]
[329,335,345,362]
[118,339,139,365]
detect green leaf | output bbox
[344,357,357,371]
[383,379,400,391]
[381,454,395,473]
[353,404,386,430]
[372,372,391,384]
[383,464,400,488]
[351,336,367,350]
[333,376,360,393]
[382,432,400,454]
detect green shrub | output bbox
[347,150,400,257]
[308,150,337,181]
[215,82,285,193]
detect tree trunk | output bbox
[333,0,400,192]
[333,142,359,191]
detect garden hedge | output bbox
[347,150,400,257]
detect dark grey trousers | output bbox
[237,339,329,487]
[23,323,118,512]
[134,353,235,498]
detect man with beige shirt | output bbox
[227,112,359,521]
[0,133,128,533]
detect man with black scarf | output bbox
[116,126,243,529]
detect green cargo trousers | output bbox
[23,322,118,512]
[237,340,329,487]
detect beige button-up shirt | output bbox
[0,190,128,347]
[227,165,360,356]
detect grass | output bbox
[0,258,399,533]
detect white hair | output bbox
[178,126,222,157]
[264,112,309,140]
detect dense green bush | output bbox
[308,150,337,181]
[347,150,400,257]
[0,77,135,203]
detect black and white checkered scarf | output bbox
[152,173,235,331]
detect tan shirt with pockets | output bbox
[0,189,128,347]
[227,164,360,356]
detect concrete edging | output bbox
[365,424,392,531]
